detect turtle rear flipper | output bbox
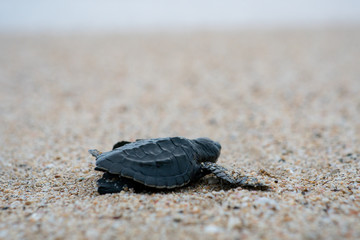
[113,141,132,150]
[201,162,270,190]
[97,172,147,194]
[89,149,102,158]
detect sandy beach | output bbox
[0,28,359,239]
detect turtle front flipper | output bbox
[201,162,270,190]
[235,176,270,191]
[201,162,238,184]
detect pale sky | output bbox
[1,0,360,32]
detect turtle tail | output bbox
[88,149,102,158]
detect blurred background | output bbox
[1,0,360,143]
[1,0,360,32]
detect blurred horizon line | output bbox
[1,0,360,33]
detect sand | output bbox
[0,28,359,239]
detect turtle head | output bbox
[193,138,221,163]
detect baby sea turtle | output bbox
[89,137,268,194]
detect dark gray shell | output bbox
[95,137,201,188]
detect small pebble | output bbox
[204,225,222,234]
